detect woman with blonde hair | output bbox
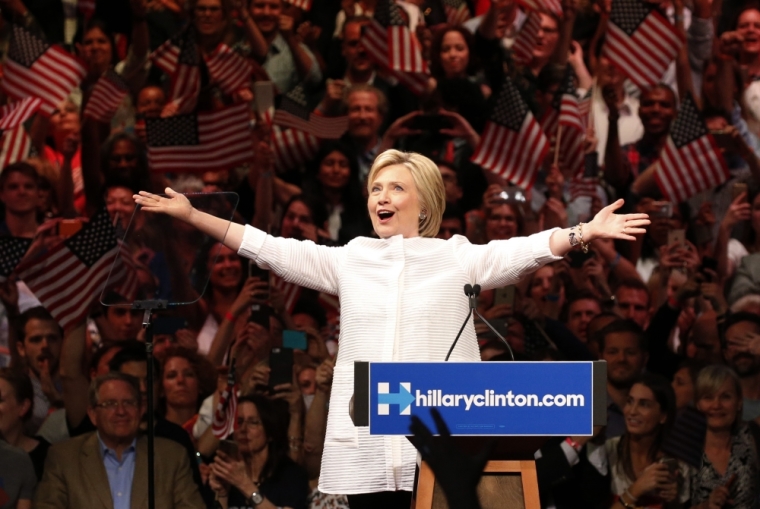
[690,365,759,509]
[135,149,650,508]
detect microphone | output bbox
[445,284,515,361]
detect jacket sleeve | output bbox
[171,446,206,509]
[34,444,69,509]
[451,229,564,290]
[237,225,346,295]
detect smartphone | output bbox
[249,262,270,284]
[248,304,272,328]
[651,201,673,219]
[668,229,685,247]
[568,249,595,268]
[154,317,188,335]
[58,219,83,239]
[268,347,294,391]
[584,152,599,178]
[409,114,453,132]
[732,182,749,201]
[659,457,679,474]
[218,439,241,460]
[253,81,275,117]
[493,285,516,307]
[710,129,732,147]
[282,329,308,350]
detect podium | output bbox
[353,361,607,509]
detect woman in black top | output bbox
[211,393,309,509]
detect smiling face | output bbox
[738,9,760,56]
[697,378,742,431]
[88,379,141,445]
[624,383,667,437]
[639,87,676,137]
[367,164,422,239]
[80,26,112,69]
[532,14,559,62]
[439,30,469,78]
[208,243,243,291]
[602,332,648,388]
[250,0,282,36]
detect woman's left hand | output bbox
[586,199,650,242]
[212,451,252,494]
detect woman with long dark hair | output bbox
[302,141,371,244]
[588,373,690,508]
[210,393,310,509]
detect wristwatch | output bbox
[249,490,264,506]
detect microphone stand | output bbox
[445,284,515,362]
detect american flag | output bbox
[2,25,86,116]
[83,70,130,123]
[273,84,349,139]
[272,274,301,314]
[603,0,681,88]
[540,68,585,176]
[150,26,201,114]
[15,209,138,331]
[212,362,238,439]
[271,127,320,172]
[517,0,562,18]
[654,93,729,203]
[361,0,429,96]
[0,126,33,169]
[145,103,254,172]
[0,237,32,280]
[568,177,599,201]
[471,76,549,189]
[284,0,312,11]
[442,0,471,25]
[512,11,541,66]
[0,98,42,131]
[204,44,254,96]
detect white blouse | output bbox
[238,225,563,494]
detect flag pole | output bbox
[553,124,563,166]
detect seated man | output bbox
[35,372,204,509]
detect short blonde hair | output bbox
[695,365,742,402]
[366,150,445,238]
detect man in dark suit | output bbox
[35,372,204,509]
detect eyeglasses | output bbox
[96,399,139,411]
[236,419,262,429]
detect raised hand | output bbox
[133,187,194,222]
[586,199,650,242]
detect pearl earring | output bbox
[419,211,427,220]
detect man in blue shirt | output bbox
[34,372,204,509]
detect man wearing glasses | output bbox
[34,372,204,509]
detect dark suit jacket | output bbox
[34,432,205,509]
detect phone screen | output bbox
[269,348,294,390]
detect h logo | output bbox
[377,382,414,415]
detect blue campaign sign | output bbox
[368,362,594,436]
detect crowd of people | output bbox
[0,0,758,507]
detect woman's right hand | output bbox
[628,463,672,500]
[230,277,268,317]
[133,187,194,222]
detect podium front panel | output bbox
[355,361,603,436]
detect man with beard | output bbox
[722,312,760,420]
[13,307,63,434]
[599,319,649,438]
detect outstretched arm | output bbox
[135,189,247,251]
